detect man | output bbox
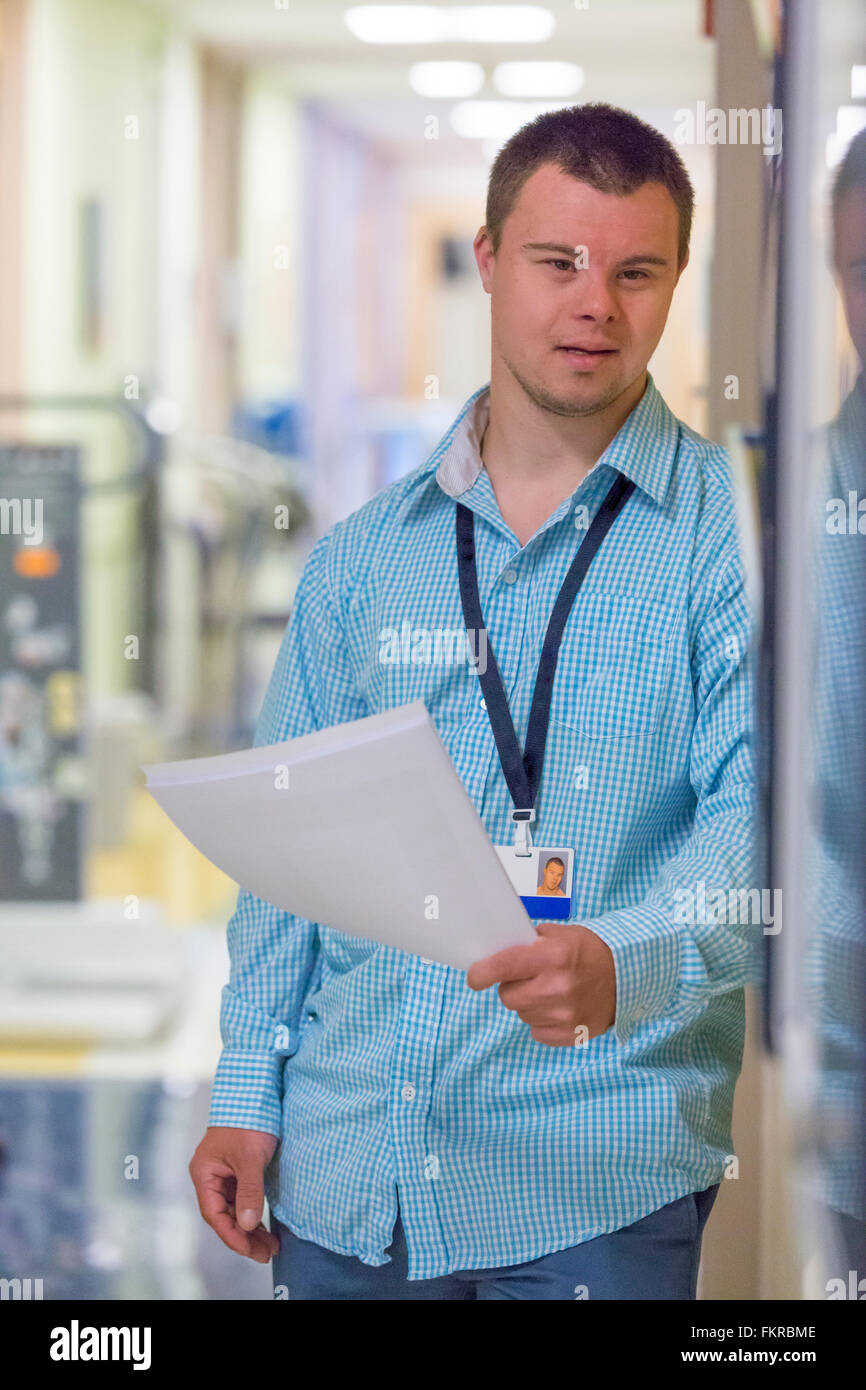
[190,103,758,1300]
[806,126,866,1280]
[537,857,567,897]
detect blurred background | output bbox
[0,0,863,1300]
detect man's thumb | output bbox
[235,1168,265,1231]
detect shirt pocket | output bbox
[550,590,675,740]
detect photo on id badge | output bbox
[495,846,575,919]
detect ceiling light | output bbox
[345,6,554,45]
[449,6,555,42]
[827,104,866,167]
[851,66,866,99]
[409,61,485,98]
[837,105,866,143]
[450,100,567,142]
[492,61,584,98]
[345,6,445,42]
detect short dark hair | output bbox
[544,857,565,871]
[832,126,866,229]
[485,102,695,268]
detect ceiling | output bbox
[137,1,717,101]
[136,1,721,165]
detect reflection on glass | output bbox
[806,124,866,1287]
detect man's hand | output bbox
[189,1127,280,1263]
[465,922,617,1046]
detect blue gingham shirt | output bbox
[208,372,759,1279]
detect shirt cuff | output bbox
[580,904,682,1044]
[206,1048,285,1136]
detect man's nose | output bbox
[568,269,617,321]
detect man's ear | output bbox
[474,226,495,294]
[675,247,690,282]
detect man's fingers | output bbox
[192,1153,264,1231]
[191,1161,231,1224]
[211,1210,277,1264]
[191,1160,278,1262]
[234,1166,266,1231]
[194,1169,251,1248]
[466,938,547,990]
[199,1186,278,1262]
[209,1205,258,1258]
[250,1224,281,1262]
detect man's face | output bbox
[543,860,564,891]
[475,162,687,416]
[834,185,866,367]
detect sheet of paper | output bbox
[141,700,537,972]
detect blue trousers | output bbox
[271,1184,720,1300]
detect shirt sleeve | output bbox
[207,530,366,1133]
[580,542,759,1045]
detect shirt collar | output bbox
[429,371,679,508]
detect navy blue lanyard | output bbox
[456,472,636,829]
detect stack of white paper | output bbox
[141,700,536,971]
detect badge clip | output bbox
[511,808,536,857]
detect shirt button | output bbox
[420,956,433,965]
[502,568,518,584]
[401,1083,416,1102]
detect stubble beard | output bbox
[503,352,628,419]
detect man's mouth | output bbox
[557,345,618,356]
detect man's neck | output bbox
[480,367,647,546]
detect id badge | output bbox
[494,845,574,920]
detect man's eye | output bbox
[620,269,649,281]
[545,259,575,272]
